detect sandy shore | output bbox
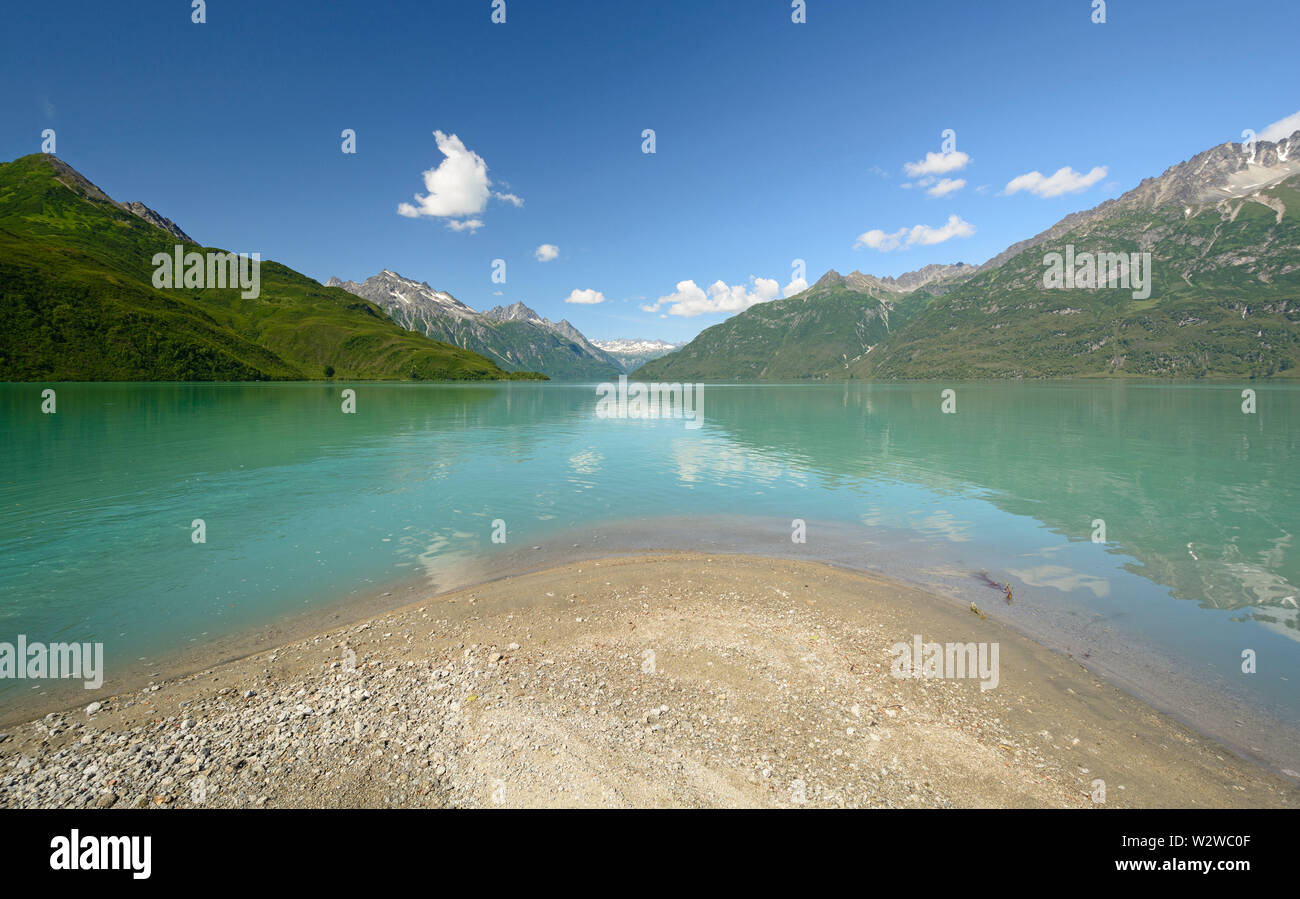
[0,553,1295,808]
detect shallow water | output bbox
[1,381,1297,770]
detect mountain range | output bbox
[639,130,1300,381]
[0,154,542,382]
[326,271,623,380]
[5,128,1297,385]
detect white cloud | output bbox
[910,215,976,245]
[564,288,606,305]
[642,276,782,318]
[535,243,560,262]
[904,151,970,177]
[926,177,966,197]
[904,173,967,195]
[856,229,905,251]
[1004,165,1107,198]
[1258,110,1300,143]
[397,130,520,230]
[783,277,807,297]
[854,214,975,252]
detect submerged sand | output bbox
[1,554,1295,808]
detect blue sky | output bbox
[3,0,1298,342]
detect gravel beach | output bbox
[1,553,1294,809]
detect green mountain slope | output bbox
[0,154,544,382]
[482,319,621,379]
[633,271,957,381]
[865,173,1300,380]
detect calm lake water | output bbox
[2,381,1297,771]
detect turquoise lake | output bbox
[1,381,1297,772]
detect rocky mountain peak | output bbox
[482,301,544,324]
[844,270,891,293]
[812,269,845,288]
[808,263,973,298]
[329,270,478,319]
[1122,129,1300,210]
[889,262,975,292]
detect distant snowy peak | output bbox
[593,338,683,370]
[594,338,681,354]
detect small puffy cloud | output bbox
[1258,109,1300,142]
[748,277,780,300]
[926,177,966,197]
[397,130,520,230]
[783,277,807,297]
[642,276,782,318]
[856,229,904,251]
[904,174,966,194]
[564,288,606,305]
[910,215,976,245]
[855,214,975,252]
[535,243,560,262]
[904,151,970,177]
[1004,165,1107,198]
